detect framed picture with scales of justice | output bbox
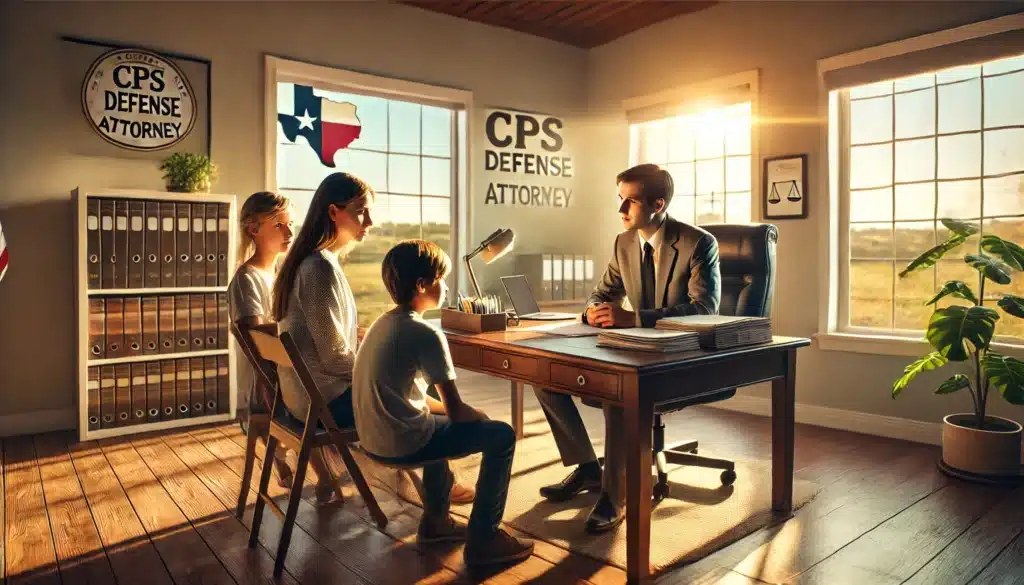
[763,154,807,220]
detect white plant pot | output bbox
[942,413,1022,477]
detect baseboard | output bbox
[705,395,944,446]
[0,408,77,439]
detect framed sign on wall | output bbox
[61,36,211,159]
[763,154,807,220]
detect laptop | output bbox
[500,275,579,321]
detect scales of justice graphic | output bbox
[767,180,803,204]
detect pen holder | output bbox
[441,308,507,333]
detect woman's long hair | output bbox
[236,191,290,267]
[272,172,372,321]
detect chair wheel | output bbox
[653,482,669,502]
[721,469,737,485]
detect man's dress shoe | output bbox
[585,492,624,534]
[538,464,601,502]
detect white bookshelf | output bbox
[73,187,239,441]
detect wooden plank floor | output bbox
[3,369,1021,585]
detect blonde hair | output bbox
[236,191,290,266]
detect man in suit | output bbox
[533,163,721,533]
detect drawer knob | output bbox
[502,359,510,369]
[577,374,586,386]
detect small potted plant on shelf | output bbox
[159,152,218,193]
[893,218,1024,481]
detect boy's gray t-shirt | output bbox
[352,309,457,458]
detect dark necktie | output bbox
[641,241,656,310]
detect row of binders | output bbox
[86,356,229,430]
[88,293,228,360]
[86,197,230,290]
[597,315,773,352]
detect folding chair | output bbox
[235,322,387,577]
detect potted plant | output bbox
[159,152,218,193]
[893,218,1024,481]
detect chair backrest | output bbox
[702,223,778,319]
[230,321,282,413]
[244,325,347,440]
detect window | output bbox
[835,53,1024,341]
[267,57,470,327]
[628,101,753,224]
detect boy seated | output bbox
[352,240,534,567]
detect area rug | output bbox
[354,423,821,572]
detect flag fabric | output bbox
[278,84,362,167]
[0,218,8,283]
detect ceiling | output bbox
[397,1,718,49]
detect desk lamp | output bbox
[464,228,515,298]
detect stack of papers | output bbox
[596,328,701,352]
[654,315,772,349]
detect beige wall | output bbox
[585,1,1024,426]
[0,0,587,423]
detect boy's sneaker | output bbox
[464,529,534,567]
[417,514,468,544]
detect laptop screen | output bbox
[500,275,541,316]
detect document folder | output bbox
[217,293,229,349]
[217,204,230,285]
[190,357,205,416]
[144,201,161,287]
[159,201,176,286]
[158,295,175,353]
[204,293,219,348]
[113,199,129,289]
[146,361,161,422]
[174,295,190,351]
[100,365,116,428]
[127,200,145,289]
[131,363,147,424]
[175,203,191,286]
[87,366,100,431]
[141,296,159,355]
[87,198,101,289]
[122,296,142,356]
[88,298,105,359]
[190,294,206,351]
[204,356,218,413]
[175,358,191,418]
[160,360,176,420]
[114,363,131,426]
[205,203,219,285]
[105,297,124,358]
[100,198,115,289]
[216,354,230,414]
[191,203,206,287]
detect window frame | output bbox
[817,15,1024,357]
[263,55,473,294]
[621,69,761,225]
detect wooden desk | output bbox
[435,321,810,584]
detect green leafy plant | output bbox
[159,152,218,193]
[893,218,1024,430]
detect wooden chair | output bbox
[233,322,387,577]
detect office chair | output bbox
[585,223,778,502]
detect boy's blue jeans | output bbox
[373,415,516,540]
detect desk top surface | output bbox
[427,319,811,373]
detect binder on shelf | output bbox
[191,203,206,287]
[141,296,159,354]
[114,363,131,426]
[146,361,161,422]
[175,203,191,286]
[204,355,218,413]
[75,187,238,441]
[159,201,176,286]
[189,294,205,351]
[216,354,229,414]
[217,293,229,349]
[204,293,219,348]
[127,200,145,289]
[562,256,574,300]
[114,199,129,289]
[87,198,101,289]
[205,203,219,285]
[123,296,142,356]
[552,256,563,300]
[100,199,115,289]
[217,204,230,285]
[190,357,205,416]
[158,295,175,353]
[160,359,176,420]
[87,366,100,431]
[131,363,147,424]
[88,298,105,359]
[175,358,191,418]
[174,294,190,351]
[100,365,116,428]
[144,201,161,287]
[574,256,585,301]
[105,297,124,358]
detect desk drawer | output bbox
[550,363,620,400]
[480,349,540,379]
[448,342,479,368]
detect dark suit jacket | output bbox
[583,215,721,328]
